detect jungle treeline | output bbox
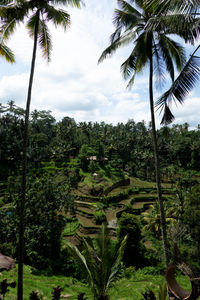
[1,101,200,181]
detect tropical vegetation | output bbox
[1,0,200,299]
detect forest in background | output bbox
[1,101,200,181]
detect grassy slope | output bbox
[1,266,192,300]
[1,265,92,300]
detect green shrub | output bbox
[88,160,99,174]
[96,202,106,210]
[117,212,145,268]
[62,220,79,236]
[124,266,136,278]
[94,210,107,225]
[137,266,161,275]
[124,203,132,211]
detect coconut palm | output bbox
[142,202,177,240]
[68,224,127,300]
[99,0,186,267]
[0,1,82,299]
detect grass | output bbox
[108,178,157,196]
[77,167,125,196]
[1,266,194,300]
[1,265,92,300]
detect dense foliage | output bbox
[1,103,200,181]
[0,173,74,273]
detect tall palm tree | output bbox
[0,1,82,299]
[68,224,127,300]
[99,0,186,268]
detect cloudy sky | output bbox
[1,0,200,128]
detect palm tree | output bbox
[0,1,82,299]
[68,224,127,300]
[98,0,186,268]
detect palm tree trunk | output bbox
[149,52,169,268]
[17,10,40,300]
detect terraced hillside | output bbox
[64,176,173,240]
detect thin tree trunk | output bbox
[149,52,169,268]
[17,10,40,300]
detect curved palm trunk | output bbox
[17,11,40,300]
[149,52,169,268]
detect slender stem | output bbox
[17,10,40,300]
[149,45,169,268]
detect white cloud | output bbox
[0,73,29,104]
[170,95,200,127]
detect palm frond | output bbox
[144,0,167,14]
[98,31,135,64]
[156,45,200,124]
[0,18,17,40]
[158,35,186,72]
[26,12,38,38]
[144,15,165,34]
[0,1,29,22]
[110,26,122,44]
[157,36,175,82]
[120,47,137,80]
[172,0,200,15]
[0,42,15,62]
[117,0,142,17]
[125,54,148,88]
[190,17,200,44]
[123,33,149,88]
[0,0,12,4]
[145,0,200,15]
[153,39,166,88]
[0,1,29,39]
[113,7,142,30]
[160,104,175,125]
[106,235,127,290]
[67,241,94,289]
[145,12,200,46]
[158,281,167,300]
[44,6,70,30]
[163,14,200,45]
[38,18,52,61]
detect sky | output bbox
[1,0,200,128]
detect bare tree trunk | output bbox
[17,11,39,300]
[149,52,169,268]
